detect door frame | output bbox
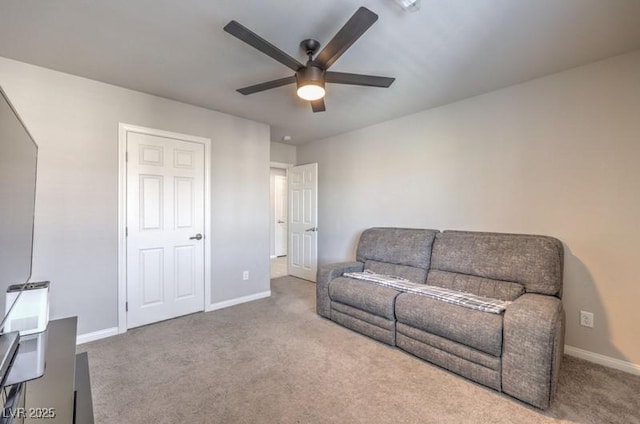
[117,123,212,334]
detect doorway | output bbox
[270,166,289,279]
[118,124,211,332]
[268,162,318,282]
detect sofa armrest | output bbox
[316,261,364,318]
[502,293,565,409]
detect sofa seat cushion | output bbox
[343,270,510,314]
[395,293,504,356]
[329,277,401,320]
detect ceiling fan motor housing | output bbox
[296,65,325,89]
[296,64,325,101]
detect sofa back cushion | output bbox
[429,231,564,297]
[356,228,439,282]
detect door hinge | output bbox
[125,151,128,162]
[125,227,128,237]
[126,302,128,312]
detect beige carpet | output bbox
[78,276,640,424]
[270,256,287,279]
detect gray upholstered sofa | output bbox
[317,228,565,409]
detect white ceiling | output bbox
[1,0,639,145]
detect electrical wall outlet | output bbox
[242,270,249,281]
[580,310,594,328]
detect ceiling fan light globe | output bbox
[297,84,325,101]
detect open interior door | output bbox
[288,163,318,282]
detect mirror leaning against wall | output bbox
[0,85,38,324]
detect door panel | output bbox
[139,144,163,165]
[174,245,195,298]
[175,177,194,228]
[291,233,300,266]
[288,163,318,281]
[140,175,163,229]
[140,248,164,306]
[291,191,300,222]
[126,132,205,328]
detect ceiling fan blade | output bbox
[237,76,296,95]
[325,71,395,87]
[310,99,326,113]
[313,7,378,69]
[224,21,303,71]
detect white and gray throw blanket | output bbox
[342,269,511,315]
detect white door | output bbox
[274,175,288,257]
[126,132,205,328]
[288,163,318,282]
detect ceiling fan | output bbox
[223,7,395,112]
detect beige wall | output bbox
[298,50,640,365]
[0,57,271,335]
[270,141,296,164]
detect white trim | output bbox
[76,327,119,345]
[117,124,127,334]
[270,161,293,169]
[117,123,212,335]
[564,345,640,376]
[77,291,271,343]
[206,291,271,312]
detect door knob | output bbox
[305,227,318,232]
[190,233,203,240]
[277,220,285,224]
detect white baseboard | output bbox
[76,326,119,345]
[206,290,271,312]
[565,345,640,376]
[75,292,271,344]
